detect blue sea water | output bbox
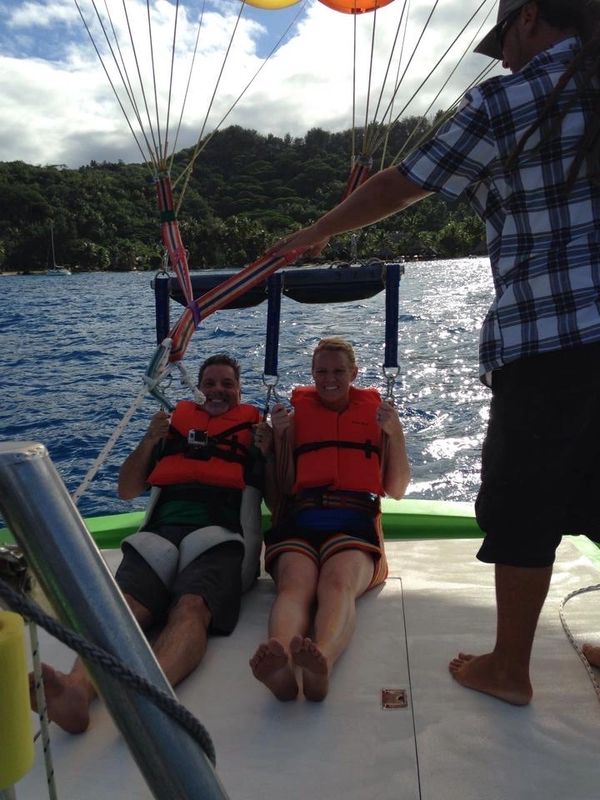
[0,259,493,521]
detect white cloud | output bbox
[0,0,501,167]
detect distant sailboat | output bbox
[46,223,71,275]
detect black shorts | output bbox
[476,341,600,568]
[115,534,243,635]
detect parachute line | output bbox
[369,0,442,150]
[390,1,496,164]
[377,0,410,169]
[361,6,378,153]
[145,0,164,161]
[168,1,207,172]
[73,0,155,170]
[351,12,357,162]
[173,0,309,208]
[161,0,182,163]
[121,0,162,165]
[365,0,410,160]
[173,2,248,215]
[370,0,494,157]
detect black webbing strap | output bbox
[294,439,381,464]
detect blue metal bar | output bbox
[264,274,283,378]
[384,263,401,369]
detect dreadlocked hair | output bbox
[506,0,600,194]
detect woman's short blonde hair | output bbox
[311,337,357,370]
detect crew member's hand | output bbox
[267,224,330,260]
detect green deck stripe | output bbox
[1,500,597,562]
[0,498,481,549]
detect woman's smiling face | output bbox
[311,349,358,411]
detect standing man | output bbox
[269,0,600,705]
[32,354,274,732]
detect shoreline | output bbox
[0,268,142,276]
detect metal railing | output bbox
[0,441,229,800]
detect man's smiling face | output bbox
[199,364,241,416]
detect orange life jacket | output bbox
[292,386,384,495]
[147,400,260,490]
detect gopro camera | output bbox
[187,429,209,448]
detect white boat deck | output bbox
[19,538,600,800]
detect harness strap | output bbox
[212,421,256,440]
[292,491,381,516]
[160,421,255,464]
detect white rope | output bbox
[70,337,208,505]
[71,382,150,506]
[28,621,58,800]
[174,361,205,406]
[71,336,175,505]
[558,583,600,702]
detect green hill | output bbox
[0,122,485,272]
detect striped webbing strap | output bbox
[167,246,305,362]
[341,155,374,201]
[155,173,199,328]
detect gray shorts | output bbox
[116,528,243,634]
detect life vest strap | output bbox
[185,444,248,465]
[211,421,257,440]
[294,439,381,462]
[160,421,255,465]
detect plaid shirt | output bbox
[398,37,600,379]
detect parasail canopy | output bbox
[318,0,395,13]
[243,0,302,7]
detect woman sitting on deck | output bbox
[250,337,410,701]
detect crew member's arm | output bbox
[270,168,431,258]
[118,410,170,500]
[377,401,410,500]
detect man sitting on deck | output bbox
[266,1,600,705]
[31,353,274,733]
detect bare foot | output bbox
[582,644,600,668]
[290,636,330,702]
[250,639,298,701]
[29,663,92,734]
[448,652,532,706]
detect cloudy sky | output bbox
[0,0,501,168]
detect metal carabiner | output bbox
[382,365,400,405]
[262,378,280,419]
